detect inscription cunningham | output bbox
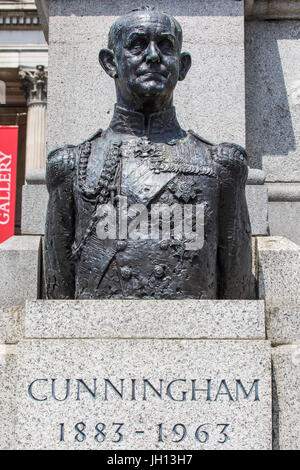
[28,378,260,402]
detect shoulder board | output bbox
[48,144,76,160]
[212,142,249,183]
[218,142,248,162]
[188,129,214,146]
[46,145,76,189]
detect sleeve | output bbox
[212,143,252,299]
[44,145,76,299]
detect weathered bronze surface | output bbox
[45,6,252,300]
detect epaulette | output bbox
[46,129,103,190]
[213,142,248,162]
[211,142,248,182]
[46,145,76,189]
[188,129,214,146]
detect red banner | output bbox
[0,126,18,244]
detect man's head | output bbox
[99,6,191,110]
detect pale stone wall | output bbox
[245,19,300,244]
[245,20,300,181]
[47,0,246,151]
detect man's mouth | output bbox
[137,70,168,78]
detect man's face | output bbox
[114,12,182,100]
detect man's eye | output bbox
[158,39,175,53]
[128,39,147,54]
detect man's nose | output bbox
[145,41,160,63]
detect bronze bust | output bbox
[45,6,251,300]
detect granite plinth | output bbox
[257,236,300,344]
[24,299,266,340]
[0,236,41,344]
[0,236,42,309]
[257,236,300,309]
[272,345,300,450]
[267,306,300,345]
[14,299,271,450]
[17,338,271,450]
[0,345,18,450]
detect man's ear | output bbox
[99,48,118,79]
[178,52,192,81]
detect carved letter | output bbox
[236,379,260,402]
[214,380,234,401]
[104,379,124,401]
[51,379,71,402]
[191,379,212,401]
[28,379,48,401]
[166,379,187,401]
[143,379,163,400]
[76,379,97,401]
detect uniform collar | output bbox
[109,104,185,141]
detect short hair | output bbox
[108,6,183,51]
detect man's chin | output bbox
[134,81,168,98]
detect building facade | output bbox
[0,0,48,233]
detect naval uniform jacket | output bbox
[45,106,252,300]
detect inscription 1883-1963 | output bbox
[26,377,260,447]
[17,339,271,449]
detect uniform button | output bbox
[117,240,127,251]
[153,265,164,279]
[120,266,132,280]
[159,240,169,250]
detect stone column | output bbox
[19,65,48,174]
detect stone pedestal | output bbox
[0,345,18,450]
[0,236,42,310]
[0,236,42,344]
[257,236,300,344]
[15,299,271,450]
[272,345,300,450]
[257,236,300,449]
[0,234,299,450]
